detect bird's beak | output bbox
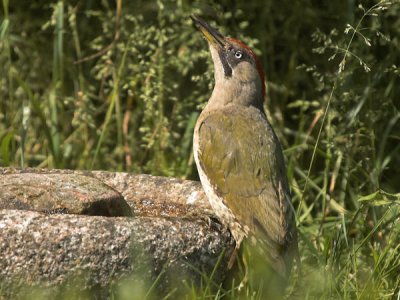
[191,15,226,50]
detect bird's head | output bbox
[191,15,266,108]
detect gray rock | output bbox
[0,173,132,217]
[90,171,212,217]
[0,168,212,217]
[0,168,235,298]
[0,209,233,298]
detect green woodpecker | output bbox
[191,16,297,278]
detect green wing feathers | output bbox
[197,106,296,275]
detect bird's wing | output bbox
[197,107,296,275]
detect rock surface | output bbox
[0,209,232,298]
[0,173,131,216]
[0,168,234,298]
[0,168,212,217]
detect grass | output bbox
[1,0,400,299]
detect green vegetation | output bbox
[1,0,400,299]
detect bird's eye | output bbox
[234,51,242,59]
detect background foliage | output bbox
[1,0,400,299]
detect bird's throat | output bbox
[207,79,264,112]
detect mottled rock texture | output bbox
[0,168,234,298]
[0,168,212,217]
[0,173,131,216]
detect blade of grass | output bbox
[90,40,130,169]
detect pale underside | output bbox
[193,104,296,276]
